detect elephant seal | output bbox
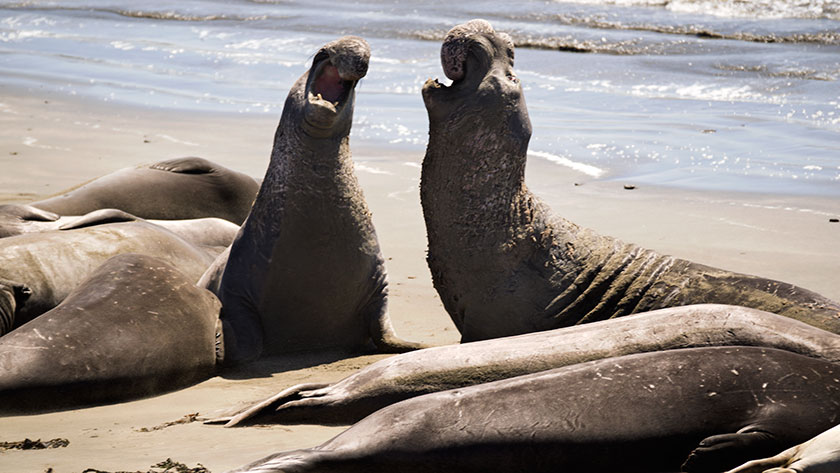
[230,346,840,473]
[213,304,840,427]
[29,157,259,224]
[0,254,220,414]
[420,20,840,342]
[216,36,421,363]
[0,205,239,248]
[725,423,840,473]
[0,221,215,335]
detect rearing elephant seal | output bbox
[216,37,421,363]
[30,157,259,224]
[420,19,840,342]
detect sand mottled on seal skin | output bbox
[0,221,216,335]
[216,37,421,363]
[30,157,259,224]
[229,346,840,473]
[0,254,220,414]
[214,304,840,427]
[420,19,840,342]
[724,423,840,473]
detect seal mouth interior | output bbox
[309,59,354,108]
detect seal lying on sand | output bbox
[211,304,840,427]
[29,157,259,224]
[0,221,215,335]
[420,19,840,342]
[725,423,840,473]
[0,205,239,248]
[0,254,220,414]
[230,346,840,473]
[215,36,421,363]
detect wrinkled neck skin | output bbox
[421,32,543,258]
[246,65,359,256]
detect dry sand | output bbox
[1,85,838,472]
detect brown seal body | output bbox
[420,19,840,342]
[30,157,259,224]
[0,221,216,335]
[0,254,220,414]
[230,346,840,473]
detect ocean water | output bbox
[0,0,838,196]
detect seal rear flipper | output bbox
[58,208,139,230]
[0,281,32,336]
[150,157,217,174]
[683,429,786,473]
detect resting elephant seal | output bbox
[726,423,840,473]
[216,36,421,363]
[0,254,220,414]
[213,304,840,427]
[0,221,216,335]
[230,346,840,473]
[0,205,239,248]
[29,157,259,224]
[420,20,840,342]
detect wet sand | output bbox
[1,85,838,472]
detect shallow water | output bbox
[0,0,838,196]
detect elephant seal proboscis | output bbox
[419,19,840,342]
[0,253,220,414]
[0,221,216,335]
[212,304,840,427]
[725,423,840,473]
[230,346,840,473]
[29,157,259,224]
[0,205,239,249]
[215,36,422,363]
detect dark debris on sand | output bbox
[0,438,69,450]
[81,458,210,473]
[135,413,201,432]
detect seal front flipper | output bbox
[206,382,331,427]
[683,428,786,473]
[0,204,60,222]
[58,208,139,230]
[150,157,218,174]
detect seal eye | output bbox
[312,62,349,104]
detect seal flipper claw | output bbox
[683,430,784,473]
[150,157,217,174]
[219,383,332,427]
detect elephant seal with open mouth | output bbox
[229,346,840,473]
[420,19,840,342]
[215,37,421,363]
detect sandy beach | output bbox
[1,85,839,473]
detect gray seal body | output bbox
[216,37,420,363]
[230,346,840,473]
[0,254,220,414]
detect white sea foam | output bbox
[354,163,394,175]
[529,151,606,178]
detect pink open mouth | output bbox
[312,62,347,104]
